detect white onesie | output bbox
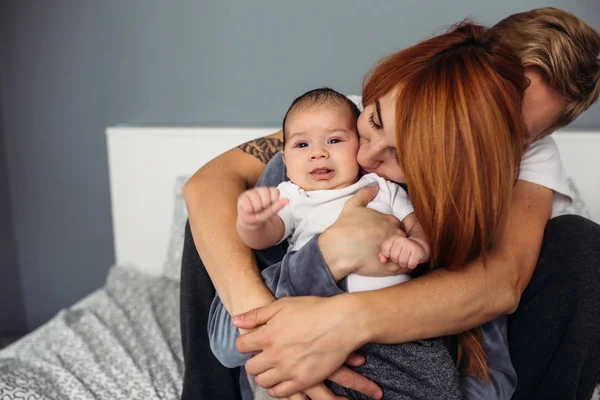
[277,172,414,292]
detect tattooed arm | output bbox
[182,131,283,314]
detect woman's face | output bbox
[356,89,406,183]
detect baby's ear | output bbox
[281,151,286,165]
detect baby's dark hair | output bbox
[282,87,361,148]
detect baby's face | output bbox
[282,105,360,191]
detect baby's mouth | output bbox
[310,168,334,179]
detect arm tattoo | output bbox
[238,137,283,164]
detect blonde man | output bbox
[180,8,600,400]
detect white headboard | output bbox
[106,127,600,275]
[106,127,278,276]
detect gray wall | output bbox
[3,0,599,330]
[0,0,26,333]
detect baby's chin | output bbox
[300,178,357,191]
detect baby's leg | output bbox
[327,340,462,400]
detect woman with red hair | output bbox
[181,9,600,400]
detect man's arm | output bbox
[346,179,553,344]
[182,131,283,315]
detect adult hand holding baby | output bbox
[319,185,412,280]
[233,295,382,399]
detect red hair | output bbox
[363,22,527,380]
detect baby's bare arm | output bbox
[402,213,431,261]
[236,187,288,249]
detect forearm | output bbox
[184,169,273,314]
[236,216,284,250]
[350,251,516,346]
[329,181,550,347]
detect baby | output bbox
[208,88,464,400]
[237,88,430,291]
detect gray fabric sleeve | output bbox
[461,316,517,400]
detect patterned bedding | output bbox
[0,267,598,400]
[0,265,182,400]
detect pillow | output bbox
[162,175,189,282]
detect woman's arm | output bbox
[353,179,552,343]
[233,180,552,398]
[182,132,283,315]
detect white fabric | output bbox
[518,135,573,218]
[277,173,414,292]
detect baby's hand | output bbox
[237,187,289,227]
[379,235,429,270]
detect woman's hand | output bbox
[232,295,382,399]
[282,354,381,400]
[319,186,409,281]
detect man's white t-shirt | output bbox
[519,135,573,217]
[347,95,573,216]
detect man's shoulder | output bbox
[256,152,288,187]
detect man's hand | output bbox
[281,353,382,400]
[232,295,380,398]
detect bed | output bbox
[0,127,598,399]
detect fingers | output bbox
[282,392,308,400]
[304,383,347,400]
[254,365,287,389]
[382,236,413,268]
[232,300,282,330]
[391,243,410,268]
[380,238,394,259]
[245,349,277,375]
[267,380,305,399]
[327,366,383,399]
[344,352,366,367]
[344,186,379,209]
[252,197,288,222]
[238,187,289,223]
[407,248,422,270]
[378,253,389,264]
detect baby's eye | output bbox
[294,142,308,148]
[328,138,342,144]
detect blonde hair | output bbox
[492,7,600,130]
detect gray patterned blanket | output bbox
[0,264,598,400]
[0,266,183,400]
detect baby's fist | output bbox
[237,187,289,226]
